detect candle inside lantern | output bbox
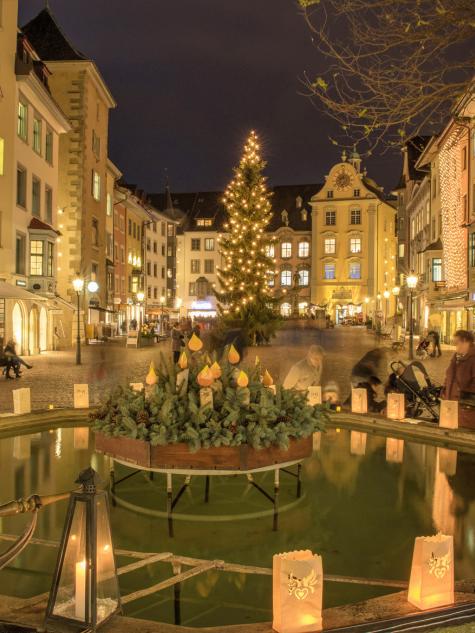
[75,559,86,620]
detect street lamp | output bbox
[383,290,390,324]
[406,272,418,360]
[392,286,401,327]
[159,295,165,335]
[72,275,84,365]
[136,291,145,327]
[87,280,99,294]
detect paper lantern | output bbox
[439,400,458,429]
[188,333,203,352]
[197,365,214,387]
[237,370,249,388]
[262,369,274,386]
[145,362,158,386]
[350,431,367,456]
[351,388,367,414]
[407,533,454,610]
[386,437,404,463]
[273,550,323,633]
[228,344,240,364]
[307,386,322,406]
[178,351,188,369]
[387,393,405,420]
[210,361,222,379]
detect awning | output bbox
[0,280,47,301]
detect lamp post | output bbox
[72,275,84,365]
[392,286,400,327]
[406,272,418,360]
[136,291,145,328]
[383,290,390,324]
[159,295,165,335]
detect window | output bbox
[153,241,157,253]
[432,257,442,281]
[204,259,214,273]
[92,170,101,201]
[281,269,292,286]
[325,210,336,225]
[17,101,27,140]
[30,240,44,275]
[32,177,41,217]
[161,222,165,236]
[349,261,361,279]
[327,190,334,199]
[350,237,361,253]
[16,166,26,207]
[189,282,196,296]
[146,238,151,251]
[470,234,475,268]
[205,238,215,251]
[399,243,405,258]
[191,259,200,273]
[324,263,335,279]
[161,266,165,278]
[147,287,152,299]
[154,287,158,299]
[268,276,275,287]
[33,117,42,154]
[47,241,54,277]
[0,137,4,175]
[45,129,53,163]
[432,177,437,199]
[353,189,360,197]
[15,233,26,274]
[265,244,275,258]
[161,244,165,256]
[350,208,361,224]
[281,242,292,258]
[196,218,213,227]
[92,218,99,246]
[92,130,100,158]
[154,263,158,277]
[298,269,309,286]
[191,238,201,251]
[147,262,151,275]
[45,185,53,223]
[298,241,309,258]
[128,219,132,235]
[324,237,336,254]
[106,193,112,216]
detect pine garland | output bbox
[91,345,327,452]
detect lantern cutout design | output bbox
[387,393,405,420]
[45,468,121,632]
[407,534,454,610]
[351,388,367,414]
[273,550,323,633]
[386,437,404,463]
[439,400,458,429]
[350,431,367,456]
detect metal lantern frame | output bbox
[44,468,121,633]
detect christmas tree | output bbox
[215,131,278,337]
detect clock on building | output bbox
[333,168,353,191]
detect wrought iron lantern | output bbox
[44,467,121,632]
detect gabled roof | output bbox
[268,183,321,232]
[28,217,60,235]
[394,136,432,190]
[22,7,88,62]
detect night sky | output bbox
[19,0,400,195]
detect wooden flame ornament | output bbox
[236,369,250,405]
[228,344,240,364]
[407,533,454,610]
[262,369,273,386]
[236,370,249,387]
[178,351,188,369]
[145,362,158,386]
[197,365,214,409]
[210,361,222,379]
[188,333,203,352]
[273,550,323,633]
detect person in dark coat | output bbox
[171,323,184,363]
[428,330,442,357]
[443,330,475,429]
[4,339,32,379]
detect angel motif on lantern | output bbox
[287,569,319,601]
[428,552,451,579]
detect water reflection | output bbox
[0,427,475,626]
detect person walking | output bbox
[171,323,184,363]
[4,339,32,379]
[442,330,475,429]
[428,329,442,357]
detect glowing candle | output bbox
[75,559,86,620]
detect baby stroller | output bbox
[388,360,442,421]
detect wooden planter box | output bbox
[94,432,312,470]
[139,336,155,347]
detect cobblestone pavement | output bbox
[0,327,452,413]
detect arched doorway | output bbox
[12,303,24,352]
[29,307,39,355]
[39,307,47,351]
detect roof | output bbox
[0,280,47,301]
[149,184,322,234]
[22,8,88,62]
[361,176,397,206]
[28,217,60,235]
[394,136,432,190]
[423,238,443,252]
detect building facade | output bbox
[310,152,398,324]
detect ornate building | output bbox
[310,151,397,324]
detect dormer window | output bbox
[281,210,289,226]
[301,208,308,221]
[327,191,334,199]
[196,218,213,227]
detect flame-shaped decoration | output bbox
[197,365,214,387]
[178,351,188,369]
[236,370,249,388]
[188,333,203,352]
[210,361,222,379]
[228,344,240,364]
[146,361,158,385]
[262,369,274,386]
